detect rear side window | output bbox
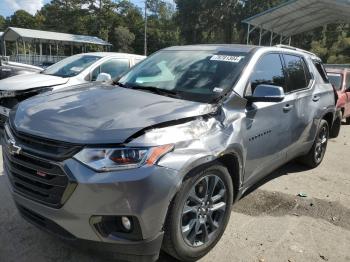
[283,54,310,92]
[327,73,343,90]
[314,61,329,83]
[247,53,286,95]
[346,72,350,90]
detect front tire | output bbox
[299,119,329,168]
[162,163,233,261]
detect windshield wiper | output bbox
[129,85,180,98]
[113,81,126,87]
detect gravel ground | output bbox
[0,125,349,262]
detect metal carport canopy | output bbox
[2,27,111,46]
[242,0,350,37]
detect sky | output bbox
[0,0,171,18]
[0,0,49,17]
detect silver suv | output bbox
[3,44,336,262]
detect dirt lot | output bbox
[0,125,349,262]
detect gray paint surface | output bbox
[4,44,336,261]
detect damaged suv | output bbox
[3,45,336,262]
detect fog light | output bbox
[121,216,132,231]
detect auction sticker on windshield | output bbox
[210,55,245,63]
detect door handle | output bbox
[313,95,320,102]
[283,104,294,112]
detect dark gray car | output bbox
[2,44,336,262]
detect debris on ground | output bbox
[297,192,308,197]
[289,245,303,253]
[332,216,337,221]
[319,254,329,261]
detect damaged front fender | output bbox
[127,95,248,186]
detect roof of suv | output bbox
[163,44,258,52]
[163,44,319,60]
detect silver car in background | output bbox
[0,52,145,127]
[3,44,336,262]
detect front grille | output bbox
[8,125,82,161]
[17,204,76,240]
[3,125,77,208]
[0,114,7,128]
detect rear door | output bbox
[243,53,293,183]
[281,54,314,158]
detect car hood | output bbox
[0,73,69,91]
[13,84,216,144]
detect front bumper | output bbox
[4,155,181,261]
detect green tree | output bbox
[111,26,135,52]
[0,15,5,31]
[7,10,38,29]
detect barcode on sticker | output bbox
[210,55,245,63]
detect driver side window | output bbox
[246,53,286,96]
[91,59,130,81]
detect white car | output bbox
[0,52,146,126]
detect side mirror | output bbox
[248,84,285,102]
[96,73,112,82]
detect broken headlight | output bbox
[74,145,174,172]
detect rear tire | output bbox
[298,119,329,168]
[346,117,350,125]
[330,112,341,138]
[162,163,233,261]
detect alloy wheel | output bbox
[181,175,228,247]
[315,125,328,163]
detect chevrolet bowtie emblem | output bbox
[7,139,22,155]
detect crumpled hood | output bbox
[0,73,68,91]
[13,84,216,144]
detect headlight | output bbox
[73,144,174,172]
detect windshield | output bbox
[327,73,343,90]
[118,50,250,103]
[43,55,101,78]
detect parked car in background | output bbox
[0,58,42,80]
[326,67,350,125]
[2,45,336,262]
[0,52,146,127]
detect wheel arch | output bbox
[322,111,334,129]
[176,149,244,204]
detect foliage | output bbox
[1,0,350,63]
[0,15,6,31]
[112,26,135,52]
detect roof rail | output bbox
[274,44,317,57]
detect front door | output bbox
[243,53,293,183]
